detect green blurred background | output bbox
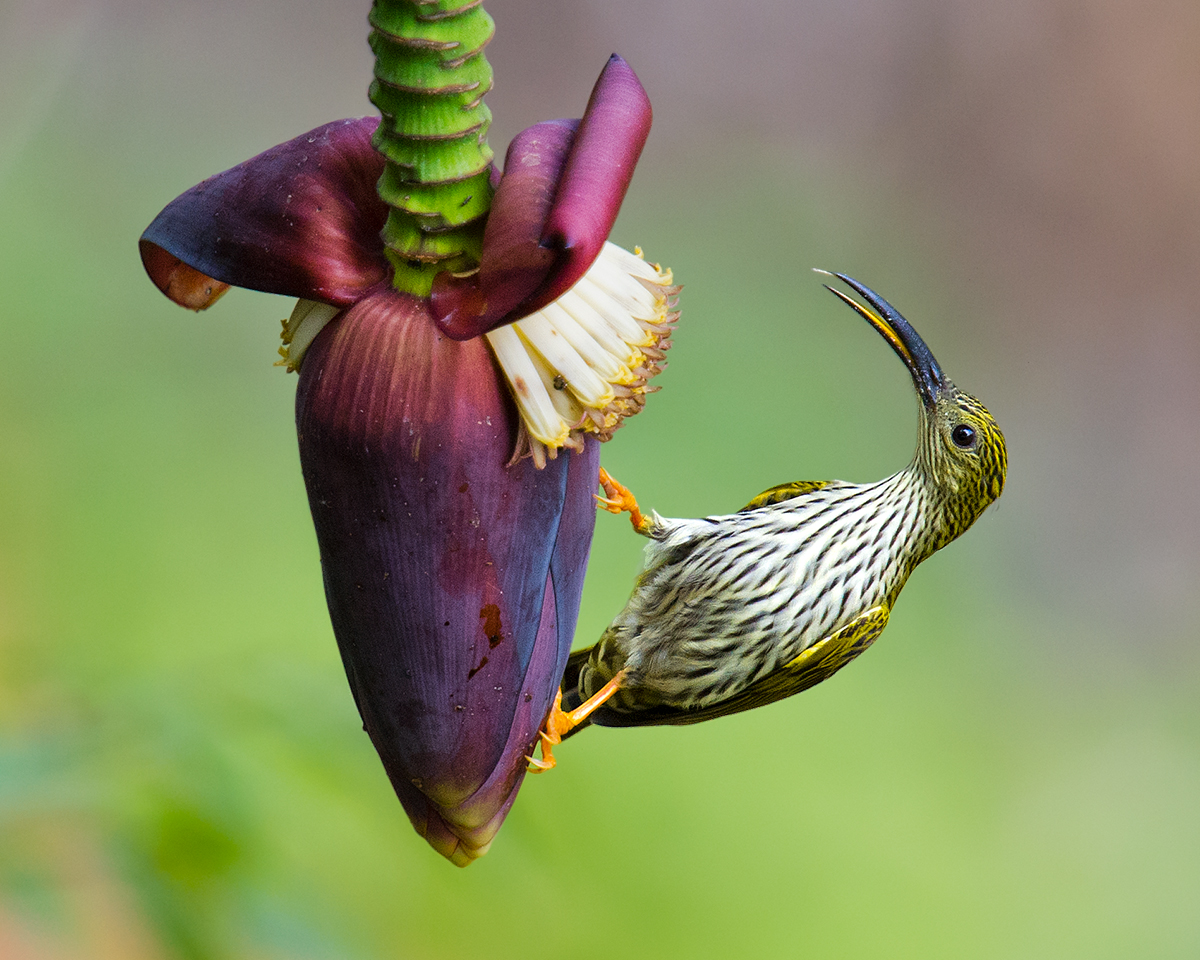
[3,0,1200,957]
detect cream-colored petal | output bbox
[485,324,570,448]
[518,330,587,429]
[486,243,679,466]
[586,255,659,316]
[277,299,340,372]
[555,290,640,367]
[601,240,661,282]
[573,277,654,346]
[539,302,632,384]
[513,313,614,408]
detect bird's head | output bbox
[819,272,1007,545]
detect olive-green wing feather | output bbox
[740,480,830,511]
[587,604,890,728]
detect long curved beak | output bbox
[817,271,950,408]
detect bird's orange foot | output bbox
[597,467,653,535]
[526,670,628,773]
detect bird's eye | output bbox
[951,424,976,448]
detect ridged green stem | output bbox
[369,0,496,296]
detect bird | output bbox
[527,271,1008,770]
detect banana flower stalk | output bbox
[138,1,677,866]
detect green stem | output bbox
[369,0,496,296]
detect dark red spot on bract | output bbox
[479,603,504,647]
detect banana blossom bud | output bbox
[139,57,674,864]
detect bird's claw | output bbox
[525,739,557,774]
[527,697,565,773]
[597,467,651,534]
[593,492,625,513]
[527,669,629,773]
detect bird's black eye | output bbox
[951,424,976,448]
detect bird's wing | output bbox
[590,603,891,727]
[739,480,830,511]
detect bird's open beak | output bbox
[818,272,949,408]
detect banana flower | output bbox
[139,1,677,867]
